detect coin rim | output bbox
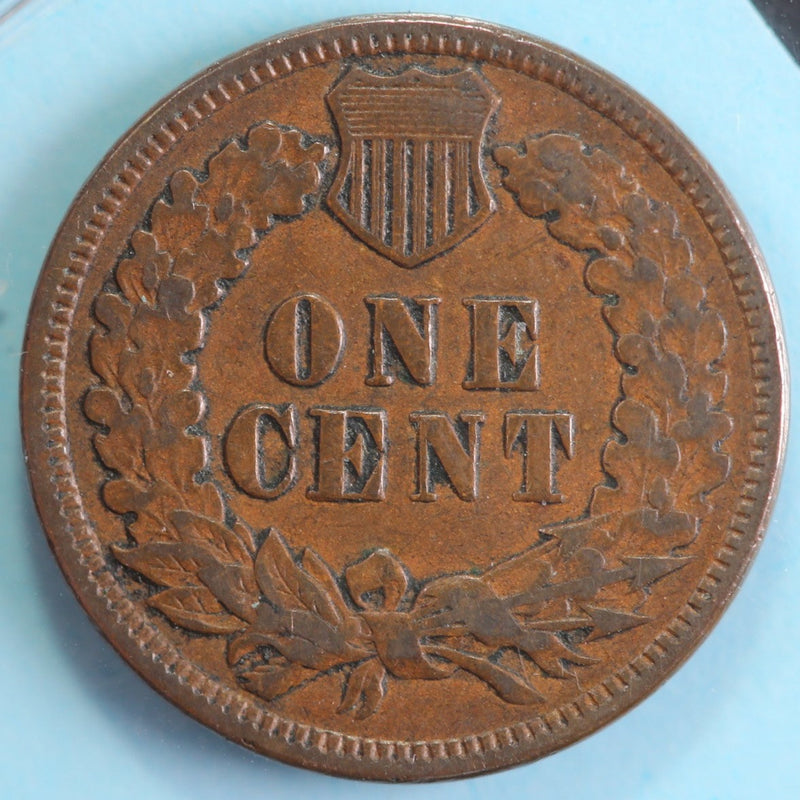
[20,13,788,781]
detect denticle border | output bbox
[24,16,786,780]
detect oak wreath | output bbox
[84,119,731,719]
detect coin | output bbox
[21,14,787,780]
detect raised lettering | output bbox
[265,293,344,386]
[504,411,574,503]
[225,404,298,499]
[365,295,439,386]
[410,411,485,502]
[308,407,387,501]
[463,297,539,390]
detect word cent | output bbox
[21,15,786,781]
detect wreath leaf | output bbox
[239,660,317,701]
[171,510,251,566]
[148,586,246,635]
[255,531,342,627]
[112,541,207,588]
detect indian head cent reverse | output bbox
[21,15,787,781]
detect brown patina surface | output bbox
[20,15,786,780]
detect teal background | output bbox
[1,1,798,797]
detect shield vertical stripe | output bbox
[433,139,448,243]
[391,138,406,254]
[371,138,386,242]
[453,140,468,232]
[351,137,364,224]
[412,140,427,256]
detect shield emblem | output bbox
[327,68,499,268]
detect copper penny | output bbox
[21,15,787,781]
